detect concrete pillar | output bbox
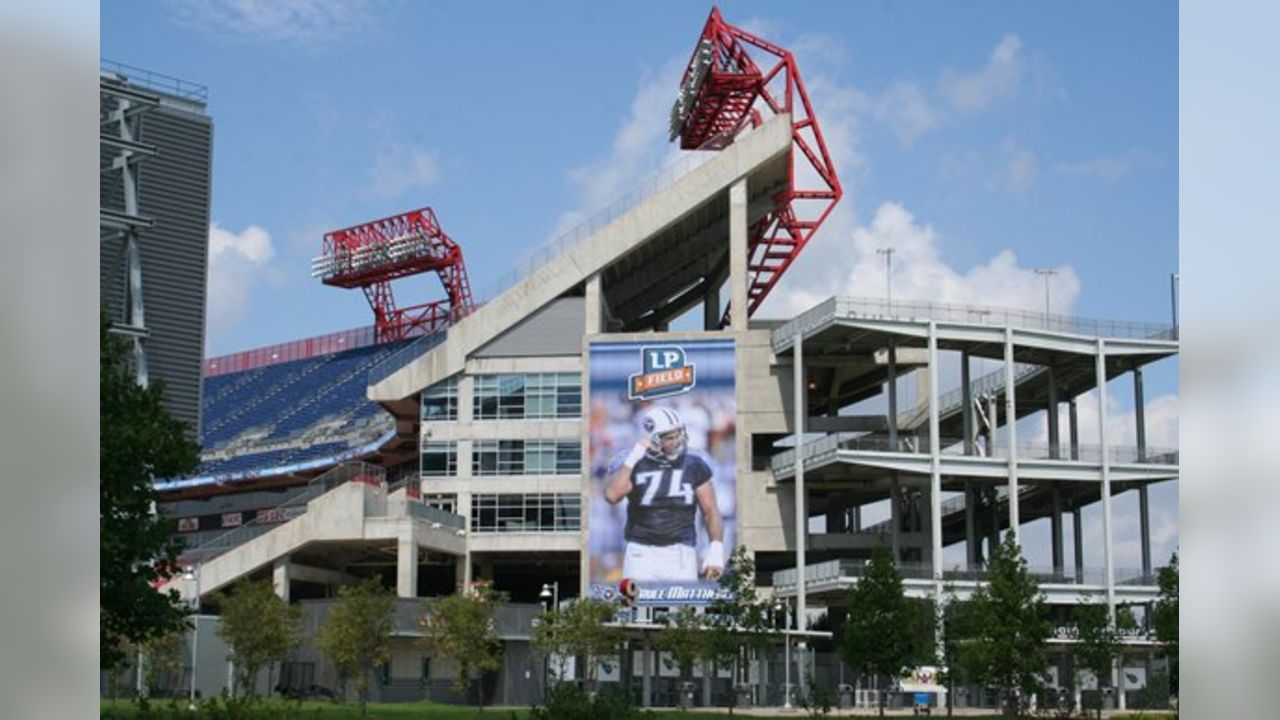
[1134,366,1152,576]
[1095,339,1120,709]
[729,178,748,332]
[1051,486,1064,575]
[1003,327,1020,542]
[793,333,807,635]
[927,321,944,659]
[272,559,290,602]
[1134,366,1147,461]
[1069,399,1080,461]
[455,553,468,591]
[703,661,712,706]
[1073,507,1085,581]
[397,536,418,599]
[965,481,978,567]
[852,505,862,533]
[890,476,902,562]
[585,273,602,335]
[961,351,974,455]
[887,343,899,451]
[1047,367,1060,459]
[703,283,720,331]
[987,394,999,457]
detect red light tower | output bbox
[312,207,474,342]
[670,7,843,324]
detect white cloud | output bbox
[544,61,686,242]
[368,143,441,200]
[939,33,1025,112]
[767,201,1080,317]
[1054,149,1154,180]
[207,222,276,338]
[169,0,374,43]
[997,136,1039,194]
[870,81,940,146]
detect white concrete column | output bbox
[397,535,419,599]
[272,559,290,602]
[960,351,974,455]
[1003,327,1020,542]
[1096,339,1121,710]
[926,322,944,659]
[793,332,807,634]
[729,178,749,332]
[890,476,902,562]
[1073,506,1085,580]
[1051,486,1064,574]
[1134,365,1152,576]
[585,273,602,335]
[887,343,899,451]
[964,481,978,566]
[1047,367,1060,460]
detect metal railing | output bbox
[773,559,1156,590]
[772,433,1178,475]
[100,59,208,103]
[773,297,1178,349]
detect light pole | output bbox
[182,563,202,709]
[877,248,895,305]
[539,582,559,694]
[775,598,792,709]
[1170,273,1180,334]
[1034,268,1057,317]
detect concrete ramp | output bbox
[173,481,467,600]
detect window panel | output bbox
[420,378,458,422]
[469,493,581,533]
[420,441,457,477]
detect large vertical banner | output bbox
[588,339,736,605]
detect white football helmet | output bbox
[640,406,688,461]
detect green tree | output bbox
[100,314,200,670]
[140,626,188,698]
[215,580,302,699]
[839,545,925,717]
[317,577,397,715]
[705,545,774,707]
[1073,600,1136,719]
[960,534,1051,718]
[420,582,505,711]
[531,598,623,693]
[654,607,707,699]
[1151,551,1178,696]
[937,594,976,717]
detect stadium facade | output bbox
[136,11,1177,712]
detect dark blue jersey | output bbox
[609,450,713,547]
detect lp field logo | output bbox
[629,346,696,400]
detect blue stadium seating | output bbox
[194,340,410,479]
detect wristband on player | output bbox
[704,540,725,569]
[624,443,647,468]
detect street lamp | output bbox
[877,248,895,305]
[1034,268,1058,317]
[1170,273,1180,334]
[775,598,792,709]
[539,582,559,694]
[182,564,202,710]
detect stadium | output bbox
[104,7,1178,713]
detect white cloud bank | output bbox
[170,0,374,43]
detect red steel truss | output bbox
[314,207,474,342]
[671,7,843,323]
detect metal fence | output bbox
[101,58,209,102]
[773,296,1177,348]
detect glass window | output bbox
[421,377,458,422]
[423,493,456,514]
[473,439,580,476]
[473,373,581,420]
[420,441,457,477]
[470,493,581,533]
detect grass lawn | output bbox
[101,698,1033,719]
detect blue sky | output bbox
[102,0,1178,570]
